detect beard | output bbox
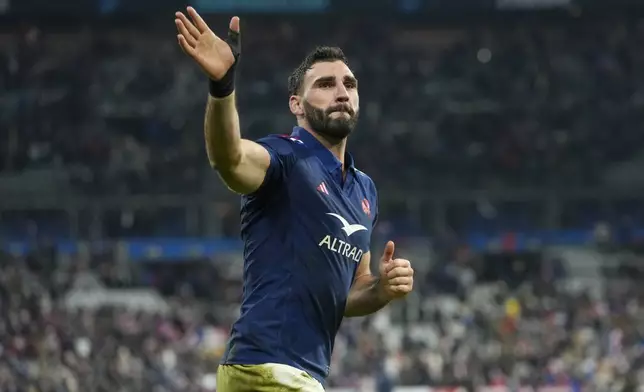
[302,99,359,141]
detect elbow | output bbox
[211,156,255,195]
[213,168,246,195]
[208,150,242,172]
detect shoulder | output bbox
[256,134,306,156]
[353,167,379,226]
[246,135,303,195]
[354,167,377,196]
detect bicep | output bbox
[217,139,271,195]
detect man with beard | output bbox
[175,8,414,391]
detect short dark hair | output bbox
[287,46,349,96]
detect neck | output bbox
[299,125,347,166]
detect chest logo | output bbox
[317,181,330,195]
[326,213,368,237]
[362,199,371,216]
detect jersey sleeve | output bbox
[364,173,379,229]
[372,197,379,229]
[371,183,379,229]
[253,135,299,193]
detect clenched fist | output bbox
[174,7,239,81]
[378,241,414,300]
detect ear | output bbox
[289,95,304,116]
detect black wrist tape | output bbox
[209,28,241,98]
[209,71,235,98]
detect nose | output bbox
[335,83,349,102]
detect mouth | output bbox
[328,107,353,116]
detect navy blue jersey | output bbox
[220,127,378,384]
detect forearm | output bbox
[204,92,242,169]
[344,275,391,317]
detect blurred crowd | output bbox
[0,247,233,392]
[3,240,644,391]
[4,15,644,238]
[2,16,644,194]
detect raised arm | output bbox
[175,8,269,194]
[204,93,270,194]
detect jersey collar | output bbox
[291,127,356,173]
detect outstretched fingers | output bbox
[187,7,211,34]
[175,14,198,47]
[177,34,197,57]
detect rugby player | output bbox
[175,8,414,391]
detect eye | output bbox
[319,81,334,88]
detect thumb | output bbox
[229,16,240,33]
[381,241,395,263]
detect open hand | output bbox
[174,7,239,81]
